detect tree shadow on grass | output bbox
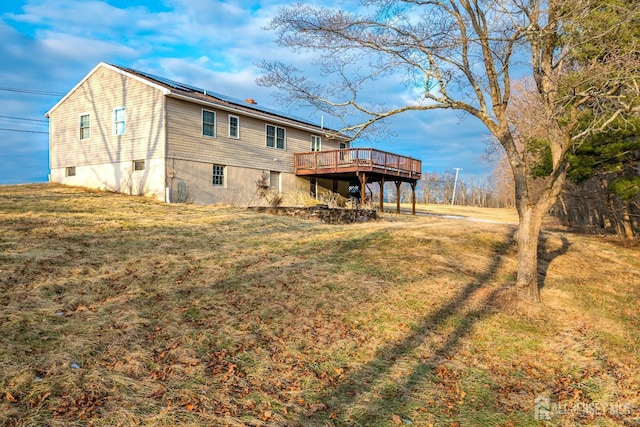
[537,232,571,291]
[299,231,518,425]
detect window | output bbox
[212,165,225,186]
[133,160,145,171]
[228,115,239,139]
[80,114,90,140]
[266,124,285,149]
[311,135,321,152]
[203,110,216,137]
[65,166,76,177]
[114,107,125,135]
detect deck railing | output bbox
[294,148,421,179]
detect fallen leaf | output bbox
[308,403,325,413]
[260,410,272,421]
[392,414,402,425]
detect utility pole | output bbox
[451,167,463,205]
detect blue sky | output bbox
[0,0,495,185]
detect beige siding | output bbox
[49,65,166,172]
[165,97,345,174]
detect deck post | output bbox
[395,181,401,213]
[411,180,417,215]
[359,172,367,208]
[379,178,385,212]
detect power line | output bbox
[0,115,48,123]
[0,87,65,96]
[0,128,48,134]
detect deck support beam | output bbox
[358,172,367,208]
[379,178,385,212]
[411,180,417,215]
[395,181,401,214]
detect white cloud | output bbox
[40,32,141,63]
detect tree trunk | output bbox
[621,203,634,239]
[514,203,545,302]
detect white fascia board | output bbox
[45,62,171,118]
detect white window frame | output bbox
[270,171,281,192]
[113,107,125,136]
[79,113,90,140]
[311,135,321,151]
[339,142,347,161]
[228,114,239,139]
[266,124,286,150]
[212,164,225,187]
[202,109,216,137]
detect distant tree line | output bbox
[490,134,639,238]
[375,169,514,209]
[414,171,510,208]
[552,126,640,238]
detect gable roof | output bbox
[46,62,343,138]
[45,62,170,118]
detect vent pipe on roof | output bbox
[245,98,257,105]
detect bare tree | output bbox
[491,155,516,208]
[258,0,639,302]
[419,173,441,204]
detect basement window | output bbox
[133,160,145,171]
[65,166,76,177]
[212,164,225,186]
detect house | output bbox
[46,62,421,209]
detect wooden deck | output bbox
[294,148,422,182]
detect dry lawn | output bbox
[0,184,638,426]
[384,203,520,224]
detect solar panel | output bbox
[130,67,322,128]
[130,69,203,93]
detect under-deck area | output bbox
[294,148,422,214]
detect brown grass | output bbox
[0,184,638,426]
